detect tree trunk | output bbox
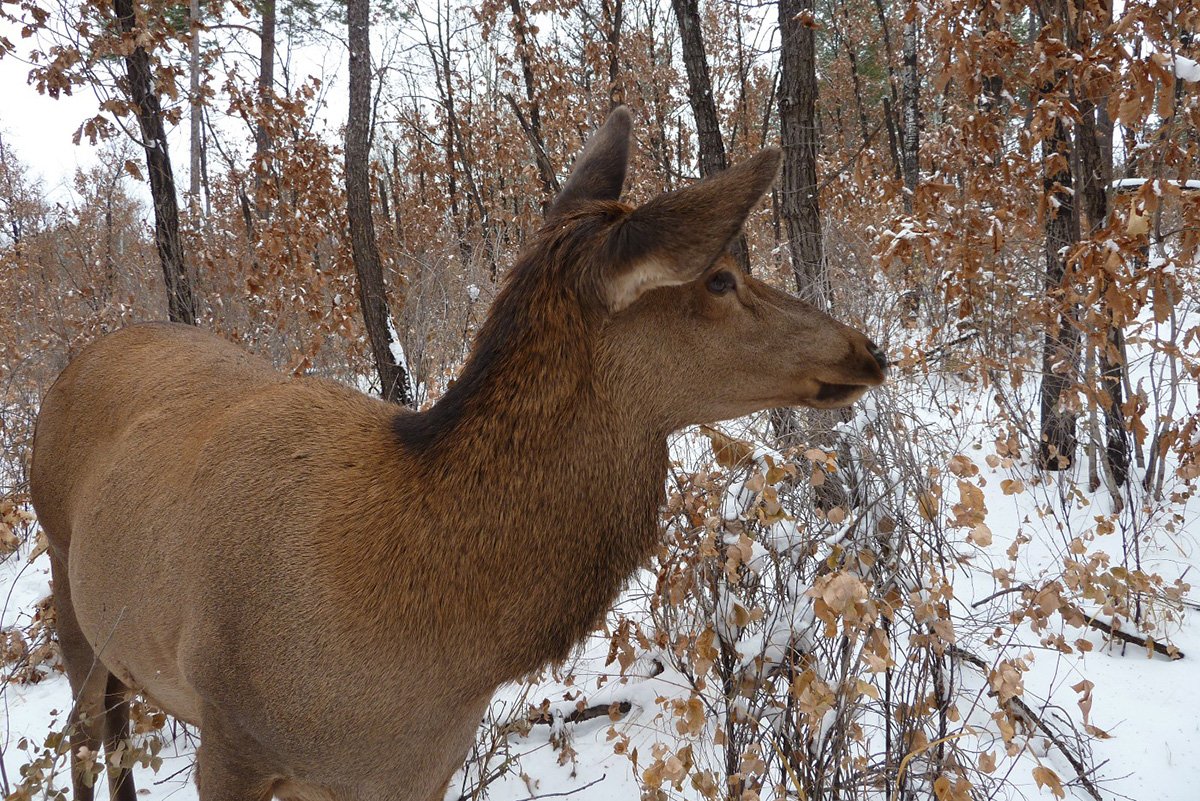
[899,0,920,319]
[601,0,624,107]
[778,0,824,303]
[508,0,557,204]
[837,0,870,149]
[347,0,413,407]
[871,0,902,181]
[901,1,919,209]
[188,0,201,202]
[777,0,852,515]
[671,0,750,272]
[1070,0,1127,488]
[114,0,197,325]
[1038,113,1081,470]
[254,0,276,216]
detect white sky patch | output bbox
[0,10,352,209]
[0,28,104,204]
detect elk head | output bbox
[538,107,887,431]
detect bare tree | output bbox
[253,0,277,217]
[187,0,202,204]
[347,0,413,406]
[504,0,558,203]
[777,0,823,300]
[671,0,749,272]
[1038,110,1081,470]
[114,0,197,325]
[602,0,624,107]
[1070,0,1128,488]
[901,0,919,209]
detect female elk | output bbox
[31,107,885,801]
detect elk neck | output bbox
[359,247,668,684]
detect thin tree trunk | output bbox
[899,0,920,319]
[601,0,624,107]
[871,0,903,181]
[671,0,750,272]
[347,0,413,407]
[901,1,919,210]
[1038,113,1081,470]
[838,0,871,148]
[508,0,557,204]
[114,0,197,325]
[778,0,824,303]
[188,0,201,202]
[254,0,276,216]
[777,0,851,514]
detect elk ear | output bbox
[601,148,782,312]
[546,107,633,222]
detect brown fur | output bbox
[30,108,885,801]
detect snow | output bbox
[1173,55,1200,83]
[384,314,409,375]
[1111,177,1200,191]
[4,293,1199,801]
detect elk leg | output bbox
[194,722,275,801]
[51,552,107,801]
[103,673,138,801]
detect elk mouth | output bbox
[799,381,872,409]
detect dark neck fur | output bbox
[382,219,668,682]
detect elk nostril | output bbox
[867,341,889,374]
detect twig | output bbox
[152,761,195,786]
[814,116,887,196]
[970,584,1032,609]
[508,773,606,801]
[972,586,1184,659]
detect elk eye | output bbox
[706,271,735,295]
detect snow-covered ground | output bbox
[3,418,1197,801]
[3,293,1198,800]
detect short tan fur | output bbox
[30,108,886,801]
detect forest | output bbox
[1,0,1199,799]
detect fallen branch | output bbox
[1070,609,1183,659]
[972,586,1184,659]
[508,773,607,801]
[950,646,1103,801]
[528,701,631,726]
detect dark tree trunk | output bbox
[254,0,276,216]
[671,0,750,273]
[778,0,824,303]
[1071,0,1127,487]
[601,0,624,107]
[114,0,197,325]
[1038,113,1081,470]
[871,0,903,181]
[837,0,871,149]
[347,0,413,407]
[777,0,852,515]
[901,2,919,209]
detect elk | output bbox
[30,108,886,801]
